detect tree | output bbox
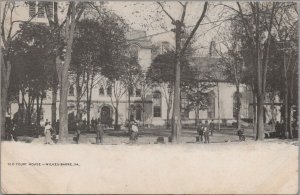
[215,26,245,130]
[147,50,195,129]
[1,2,39,138]
[157,1,208,143]
[222,2,281,140]
[9,22,54,126]
[56,2,85,142]
[271,3,298,138]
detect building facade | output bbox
[7,2,282,128]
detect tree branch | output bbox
[180,2,188,24]
[180,2,208,55]
[157,2,176,23]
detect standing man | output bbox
[209,120,215,136]
[203,120,210,143]
[44,122,53,144]
[96,121,104,144]
[197,121,204,142]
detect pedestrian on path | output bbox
[44,122,52,144]
[96,121,104,144]
[130,120,139,143]
[204,120,210,143]
[197,121,204,142]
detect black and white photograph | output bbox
[0,1,298,194]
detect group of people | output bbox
[42,117,140,144]
[196,120,215,143]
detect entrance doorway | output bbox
[101,106,112,126]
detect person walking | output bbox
[130,120,139,143]
[209,120,215,136]
[44,122,53,144]
[197,121,204,142]
[203,120,210,143]
[96,121,104,144]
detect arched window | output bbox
[153,91,161,117]
[107,86,112,96]
[207,91,215,119]
[99,86,104,95]
[233,92,242,119]
[69,85,74,96]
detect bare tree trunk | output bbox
[236,84,241,130]
[59,81,70,142]
[128,87,131,120]
[58,2,77,143]
[51,84,57,125]
[172,59,181,143]
[1,56,11,139]
[283,53,289,138]
[166,106,171,129]
[252,89,257,139]
[195,106,199,127]
[36,96,40,125]
[270,91,276,131]
[142,98,145,129]
[166,88,172,129]
[36,94,44,126]
[171,21,182,143]
[114,105,119,130]
[75,72,81,121]
[288,62,296,139]
[255,3,264,141]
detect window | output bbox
[45,2,53,18]
[41,108,44,120]
[29,2,36,17]
[107,86,112,96]
[153,91,161,117]
[29,2,53,19]
[136,88,141,97]
[37,2,45,18]
[153,106,161,117]
[69,85,74,96]
[99,87,104,95]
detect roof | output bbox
[189,56,228,82]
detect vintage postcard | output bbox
[1,1,298,194]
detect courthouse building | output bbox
[7,2,282,127]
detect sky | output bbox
[107,1,234,56]
[2,1,237,56]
